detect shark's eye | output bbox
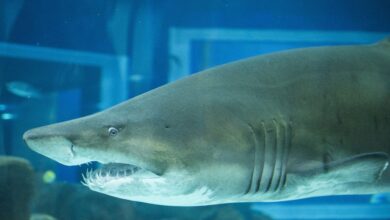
[108,127,119,136]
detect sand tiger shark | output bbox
[23,37,390,206]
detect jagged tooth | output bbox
[86,169,90,179]
[88,169,92,179]
[89,177,95,186]
[93,171,96,179]
[98,176,104,185]
[86,181,92,188]
[97,172,101,179]
[81,173,89,187]
[81,179,88,187]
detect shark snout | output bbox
[23,127,89,166]
[23,128,41,141]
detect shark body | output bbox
[24,38,390,206]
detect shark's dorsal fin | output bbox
[289,152,389,192]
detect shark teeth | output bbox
[81,163,140,188]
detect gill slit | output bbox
[246,119,291,195]
[246,122,265,194]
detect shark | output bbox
[23,37,390,206]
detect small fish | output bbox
[6,81,42,99]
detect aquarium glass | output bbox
[1,0,390,219]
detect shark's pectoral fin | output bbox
[308,152,389,182]
[286,152,389,197]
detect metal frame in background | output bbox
[0,42,128,109]
[168,28,389,82]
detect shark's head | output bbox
[23,80,255,206]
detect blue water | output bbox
[1,0,390,219]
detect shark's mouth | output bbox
[81,163,157,188]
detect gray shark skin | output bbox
[23,38,390,206]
